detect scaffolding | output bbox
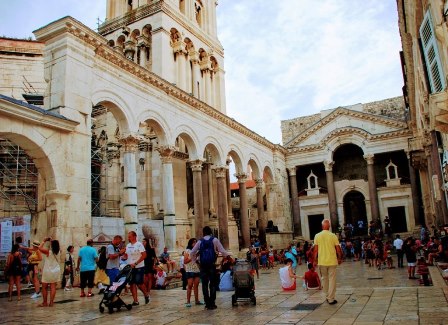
[91,105,121,218]
[0,138,38,217]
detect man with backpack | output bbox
[191,226,232,310]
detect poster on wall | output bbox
[0,220,13,253]
[0,215,31,259]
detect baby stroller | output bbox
[232,259,256,306]
[99,265,133,314]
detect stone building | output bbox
[0,0,291,257]
[397,0,448,228]
[281,97,420,239]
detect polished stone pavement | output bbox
[0,260,447,325]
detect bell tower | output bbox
[100,0,226,113]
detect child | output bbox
[303,263,321,290]
[279,258,297,291]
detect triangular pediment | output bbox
[284,107,409,148]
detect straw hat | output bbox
[32,240,40,247]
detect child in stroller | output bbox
[99,265,134,313]
[232,259,256,306]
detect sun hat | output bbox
[32,240,40,247]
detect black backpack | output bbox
[199,237,216,266]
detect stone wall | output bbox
[362,96,406,120]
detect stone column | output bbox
[425,146,438,227]
[288,167,302,237]
[266,183,277,225]
[255,178,267,245]
[407,151,421,226]
[226,157,233,217]
[189,50,200,98]
[207,162,215,217]
[364,154,380,223]
[324,160,338,231]
[190,159,205,237]
[119,135,140,236]
[236,173,250,249]
[156,145,176,252]
[214,166,229,249]
[431,131,448,225]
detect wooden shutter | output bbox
[419,10,446,93]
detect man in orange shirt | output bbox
[312,219,343,305]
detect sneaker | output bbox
[145,295,150,304]
[30,292,41,299]
[327,300,338,305]
[27,283,34,288]
[185,303,192,307]
[87,293,94,297]
[80,292,86,297]
[195,301,204,305]
[132,301,139,306]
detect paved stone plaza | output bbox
[0,260,447,325]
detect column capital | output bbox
[213,165,228,178]
[287,167,297,176]
[255,178,264,189]
[189,159,205,172]
[324,160,335,171]
[188,50,200,62]
[235,173,248,184]
[156,145,177,164]
[424,145,432,158]
[171,40,187,54]
[118,134,141,152]
[363,154,375,165]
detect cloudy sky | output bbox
[0,1,403,144]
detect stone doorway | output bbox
[308,214,324,239]
[343,190,367,235]
[387,206,407,233]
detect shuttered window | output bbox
[419,10,446,93]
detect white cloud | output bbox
[1,1,403,145]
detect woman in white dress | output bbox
[38,237,61,307]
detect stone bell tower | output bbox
[99,0,226,113]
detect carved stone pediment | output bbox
[284,107,410,149]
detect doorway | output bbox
[387,206,407,233]
[343,190,368,235]
[308,214,324,239]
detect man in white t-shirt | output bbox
[125,231,150,305]
[393,234,404,268]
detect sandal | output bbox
[87,293,94,297]
[195,301,204,305]
[185,303,192,307]
[132,301,139,306]
[80,293,86,297]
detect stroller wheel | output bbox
[232,294,237,307]
[251,296,256,305]
[126,304,133,310]
[99,306,105,313]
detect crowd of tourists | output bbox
[3,221,447,311]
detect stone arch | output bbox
[136,110,171,145]
[226,146,244,174]
[172,125,199,158]
[185,38,195,51]
[0,132,56,192]
[179,0,186,14]
[263,165,275,183]
[170,28,181,43]
[325,129,367,161]
[116,35,126,49]
[332,143,367,182]
[210,56,218,72]
[201,138,223,165]
[91,91,133,135]
[247,154,262,179]
[142,24,152,38]
[130,29,140,42]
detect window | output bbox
[419,10,446,93]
